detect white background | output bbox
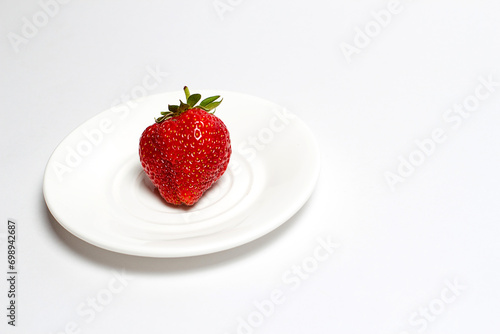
[1,0,500,333]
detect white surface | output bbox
[43,91,320,257]
[1,0,500,333]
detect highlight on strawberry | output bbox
[139,86,232,206]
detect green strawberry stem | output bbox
[155,86,223,123]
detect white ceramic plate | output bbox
[43,90,320,257]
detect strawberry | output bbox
[139,87,231,206]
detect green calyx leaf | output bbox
[186,93,201,108]
[155,86,223,123]
[199,95,220,107]
[201,99,223,112]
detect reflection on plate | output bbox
[43,90,320,257]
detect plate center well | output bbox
[108,153,256,240]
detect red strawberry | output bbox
[139,87,231,206]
